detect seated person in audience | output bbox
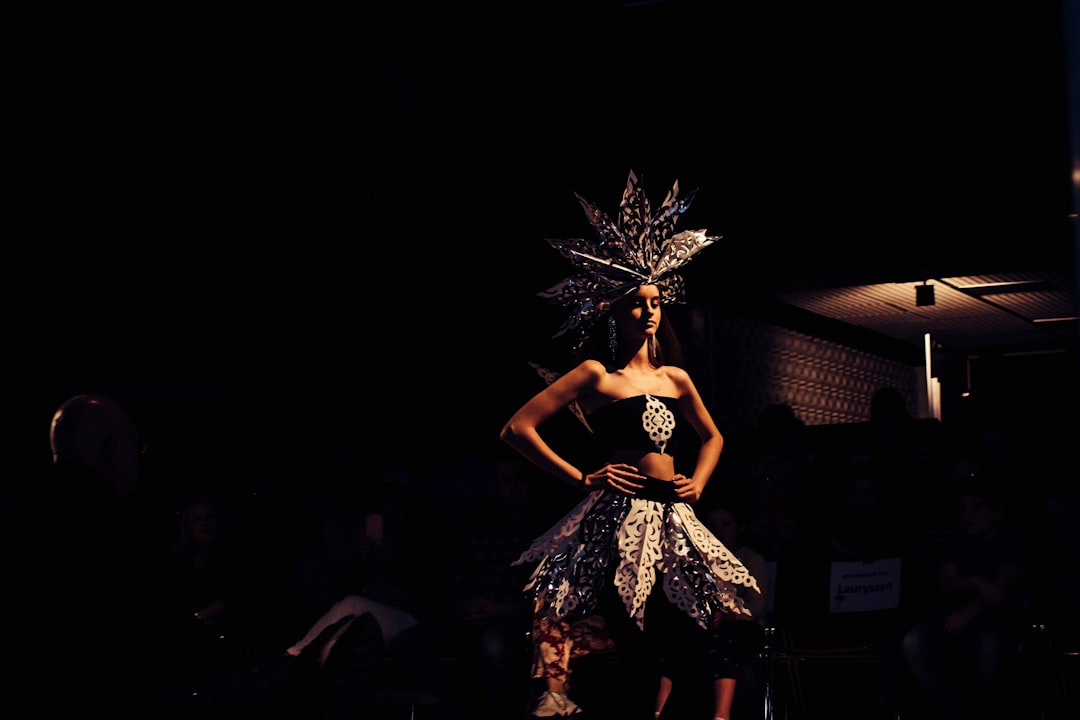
[253,462,426,717]
[823,461,904,562]
[898,466,1031,720]
[387,452,549,720]
[159,490,248,704]
[285,593,419,668]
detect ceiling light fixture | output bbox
[916,281,935,307]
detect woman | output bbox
[160,492,242,704]
[501,171,760,720]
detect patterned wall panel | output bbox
[711,309,922,431]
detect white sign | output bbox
[828,558,902,613]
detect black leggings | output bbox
[597,567,718,719]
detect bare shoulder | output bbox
[565,359,607,386]
[664,365,695,388]
[665,366,706,402]
[543,359,606,395]
[554,359,608,411]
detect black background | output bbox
[10,1,1075,473]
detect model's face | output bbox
[614,285,662,337]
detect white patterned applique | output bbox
[614,498,666,628]
[642,394,675,454]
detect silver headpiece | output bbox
[539,169,720,351]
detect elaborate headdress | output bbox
[539,169,720,352]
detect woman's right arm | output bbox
[500,361,599,487]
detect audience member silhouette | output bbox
[894,465,1032,720]
[749,402,815,472]
[865,386,913,456]
[1,393,171,717]
[822,459,905,563]
[735,403,815,564]
[158,488,252,713]
[268,464,426,717]
[738,454,800,560]
[387,451,548,720]
[283,470,376,637]
[855,386,945,532]
[239,459,429,718]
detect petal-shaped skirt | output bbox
[513,488,761,631]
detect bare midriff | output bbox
[609,450,676,481]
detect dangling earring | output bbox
[648,334,659,364]
[608,315,618,361]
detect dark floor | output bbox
[183,631,1079,720]
[552,647,1079,720]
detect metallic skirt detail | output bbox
[514,489,761,631]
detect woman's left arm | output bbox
[673,368,724,502]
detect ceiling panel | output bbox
[767,271,1078,355]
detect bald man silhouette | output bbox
[49,393,141,495]
[2,394,170,717]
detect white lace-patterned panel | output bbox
[641,394,675,454]
[666,503,761,622]
[513,490,604,567]
[612,499,759,629]
[674,503,761,593]
[613,497,667,626]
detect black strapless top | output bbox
[586,394,681,457]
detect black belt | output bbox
[633,474,679,503]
